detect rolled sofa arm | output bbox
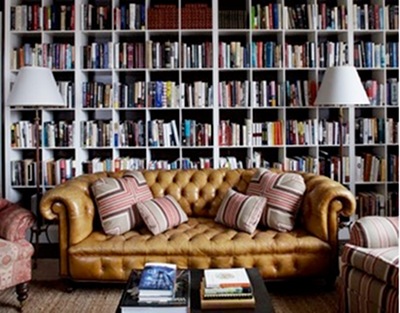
[300,173,356,244]
[349,216,399,248]
[40,172,108,245]
[0,200,35,242]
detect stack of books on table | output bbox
[201,268,255,310]
[117,262,190,313]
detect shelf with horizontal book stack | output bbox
[3,0,399,235]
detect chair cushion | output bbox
[215,189,266,234]
[0,239,34,290]
[91,170,153,235]
[349,216,399,248]
[246,168,306,232]
[137,195,189,235]
[342,244,399,289]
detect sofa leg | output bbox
[16,282,29,306]
[64,279,75,293]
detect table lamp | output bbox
[7,66,65,266]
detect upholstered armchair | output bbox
[339,216,399,313]
[0,198,35,307]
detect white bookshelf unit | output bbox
[3,0,399,227]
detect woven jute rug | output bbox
[0,259,339,313]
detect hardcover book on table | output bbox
[204,268,251,288]
[138,262,177,298]
[117,268,190,313]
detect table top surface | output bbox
[190,268,275,313]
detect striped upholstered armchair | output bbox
[0,198,35,307]
[339,216,399,313]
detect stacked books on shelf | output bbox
[118,262,190,313]
[201,268,255,310]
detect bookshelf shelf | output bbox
[3,0,399,224]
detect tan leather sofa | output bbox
[40,168,355,284]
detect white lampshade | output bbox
[314,65,370,106]
[7,66,65,107]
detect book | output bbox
[118,269,190,313]
[138,262,177,298]
[204,268,251,289]
[201,281,253,299]
[200,284,255,310]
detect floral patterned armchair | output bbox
[0,198,35,307]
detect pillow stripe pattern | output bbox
[349,216,399,248]
[91,171,153,235]
[247,169,306,232]
[137,195,188,235]
[123,171,154,202]
[215,189,266,234]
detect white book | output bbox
[204,268,251,289]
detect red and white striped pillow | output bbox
[91,171,153,235]
[215,189,266,234]
[246,169,306,232]
[136,195,188,235]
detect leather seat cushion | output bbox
[69,217,331,257]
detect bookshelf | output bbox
[3,0,399,232]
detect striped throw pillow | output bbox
[246,169,306,232]
[137,195,188,235]
[215,189,266,234]
[91,171,153,235]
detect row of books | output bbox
[59,77,398,110]
[181,42,213,69]
[354,41,399,68]
[42,121,74,148]
[10,158,75,187]
[219,10,248,29]
[10,118,397,149]
[355,153,387,182]
[353,4,399,30]
[57,81,75,108]
[284,4,347,30]
[80,4,111,30]
[10,4,399,33]
[147,4,178,29]
[82,157,215,173]
[355,118,396,144]
[181,3,212,29]
[72,77,400,108]
[10,4,75,31]
[82,157,146,174]
[115,42,146,69]
[10,153,397,186]
[12,43,75,70]
[356,191,398,218]
[114,4,146,30]
[11,40,398,71]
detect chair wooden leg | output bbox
[16,282,29,305]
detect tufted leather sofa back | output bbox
[110,168,260,217]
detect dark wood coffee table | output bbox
[190,268,275,313]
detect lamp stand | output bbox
[33,109,41,269]
[338,106,352,228]
[338,106,344,185]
